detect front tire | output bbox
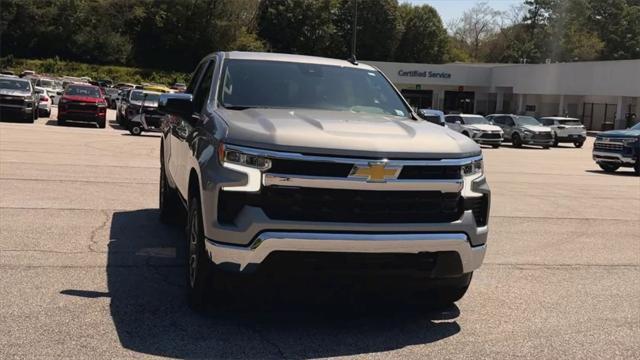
[186,196,213,312]
[598,163,620,173]
[97,118,106,129]
[574,141,584,148]
[129,124,142,135]
[57,118,66,126]
[428,273,473,308]
[512,133,523,148]
[492,144,500,149]
[634,161,640,176]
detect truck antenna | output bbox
[348,0,358,65]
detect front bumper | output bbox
[556,134,586,142]
[58,110,106,122]
[206,232,486,275]
[470,132,502,144]
[593,151,636,165]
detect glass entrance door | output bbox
[444,91,475,113]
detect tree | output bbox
[395,4,447,63]
[448,2,501,61]
[587,0,640,60]
[256,0,337,56]
[334,0,401,61]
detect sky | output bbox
[403,0,524,26]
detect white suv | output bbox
[539,117,587,148]
[445,114,504,148]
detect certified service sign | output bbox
[398,70,452,79]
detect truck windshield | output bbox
[558,119,582,126]
[515,116,542,126]
[65,86,101,97]
[219,59,410,118]
[631,123,640,130]
[130,91,160,102]
[462,116,489,125]
[0,79,31,91]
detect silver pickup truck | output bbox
[158,52,490,310]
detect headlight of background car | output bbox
[462,159,483,177]
[219,145,272,171]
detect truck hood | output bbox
[218,108,481,159]
[0,89,30,97]
[600,129,640,138]
[466,124,502,132]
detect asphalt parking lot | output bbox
[1,107,639,359]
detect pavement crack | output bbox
[87,209,111,253]
[244,324,288,359]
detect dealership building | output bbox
[367,59,640,130]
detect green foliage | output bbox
[395,5,447,63]
[1,57,189,85]
[257,0,339,56]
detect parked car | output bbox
[35,78,63,105]
[486,114,554,148]
[445,114,503,148]
[123,90,162,135]
[539,117,587,148]
[417,109,445,126]
[171,82,187,92]
[104,87,120,109]
[159,51,490,310]
[0,76,37,122]
[34,86,52,117]
[592,122,640,175]
[20,70,36,78]
[57,84,107,128]
[117,89,161,127]
[115,88,133,125]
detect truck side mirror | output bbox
[159,93,193,118]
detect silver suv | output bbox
[487,114,554,148]
[158,52,490,310]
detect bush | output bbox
[1,57,189,85]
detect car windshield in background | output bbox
[130,91,160,103]
[558,119,583,126]
[65,86,100,97]
[423,115,441,123]
[38,79,54,87]
[631,122,640,130]
[515,116,542,126]
[219,59,410,118]
[0,79,31,91]
[463,116,489,125]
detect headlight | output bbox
[522,129,534,135]
[622,138,639,145]
[219,145,272,171]
[462,159,483,177]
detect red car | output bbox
[57,84,107,128]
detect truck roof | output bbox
[222,51,376,71]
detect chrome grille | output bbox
[594,142,624,151]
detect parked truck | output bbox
[158,52,491,310]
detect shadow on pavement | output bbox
[585,169,638,177]
[45,119,99,128]
[63,209,462,358]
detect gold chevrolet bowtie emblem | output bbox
[349,162,401,183]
